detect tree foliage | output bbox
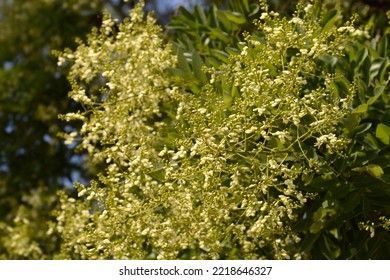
[52,0,390,259]
[0,0,106,259]
[0,0,389,259]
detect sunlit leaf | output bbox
[352,164,384,178]
[352,103,368,114]
[224,10,246,25]
[376,123,390,145]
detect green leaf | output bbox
[194,5,207,25]
[224,10,246,25]
[313,207,335,221]
[149,168,166,182]
[301,232,321,253]
[231,84,240,98]
[370,59,384,81]
[178,6,195,21]
[248,4,260,17]
[363,133,380,150]
[209,28,230,43]
[368,43,380,60]
[270,137,285,150]
[342,192,361,213]
[211,49,230,64]
[355,122,372,135]
[192,50,207,82]
[321,10,338,33]
[352,103,368,114]
[166,67,187,79]
[320,236,337,259]
[357,78,368,104]
[362,56,371,84]
[319,53,337,67]
[352,164,384,178]
[225,47,240,55]
[242,0,250,13]
[292,216,312,232]
[378,58,390,83]
[222,92,234,109]
[310,221,323,234]
[205,56,222,68]
[334,158,348,173]
[367,86,385,105]
[356,47,368,69]
[177,48,192,74]
[376,123,390,145]
[378,34,388,57]
[367,236,383,258]
[307,176,338,192]
[328,185,351,200]
[342,113,360,137]
[302,172,314,186]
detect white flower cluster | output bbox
[55,0,362,260]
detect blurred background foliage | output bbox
[0,0,388,259]
[0,0,106,259]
